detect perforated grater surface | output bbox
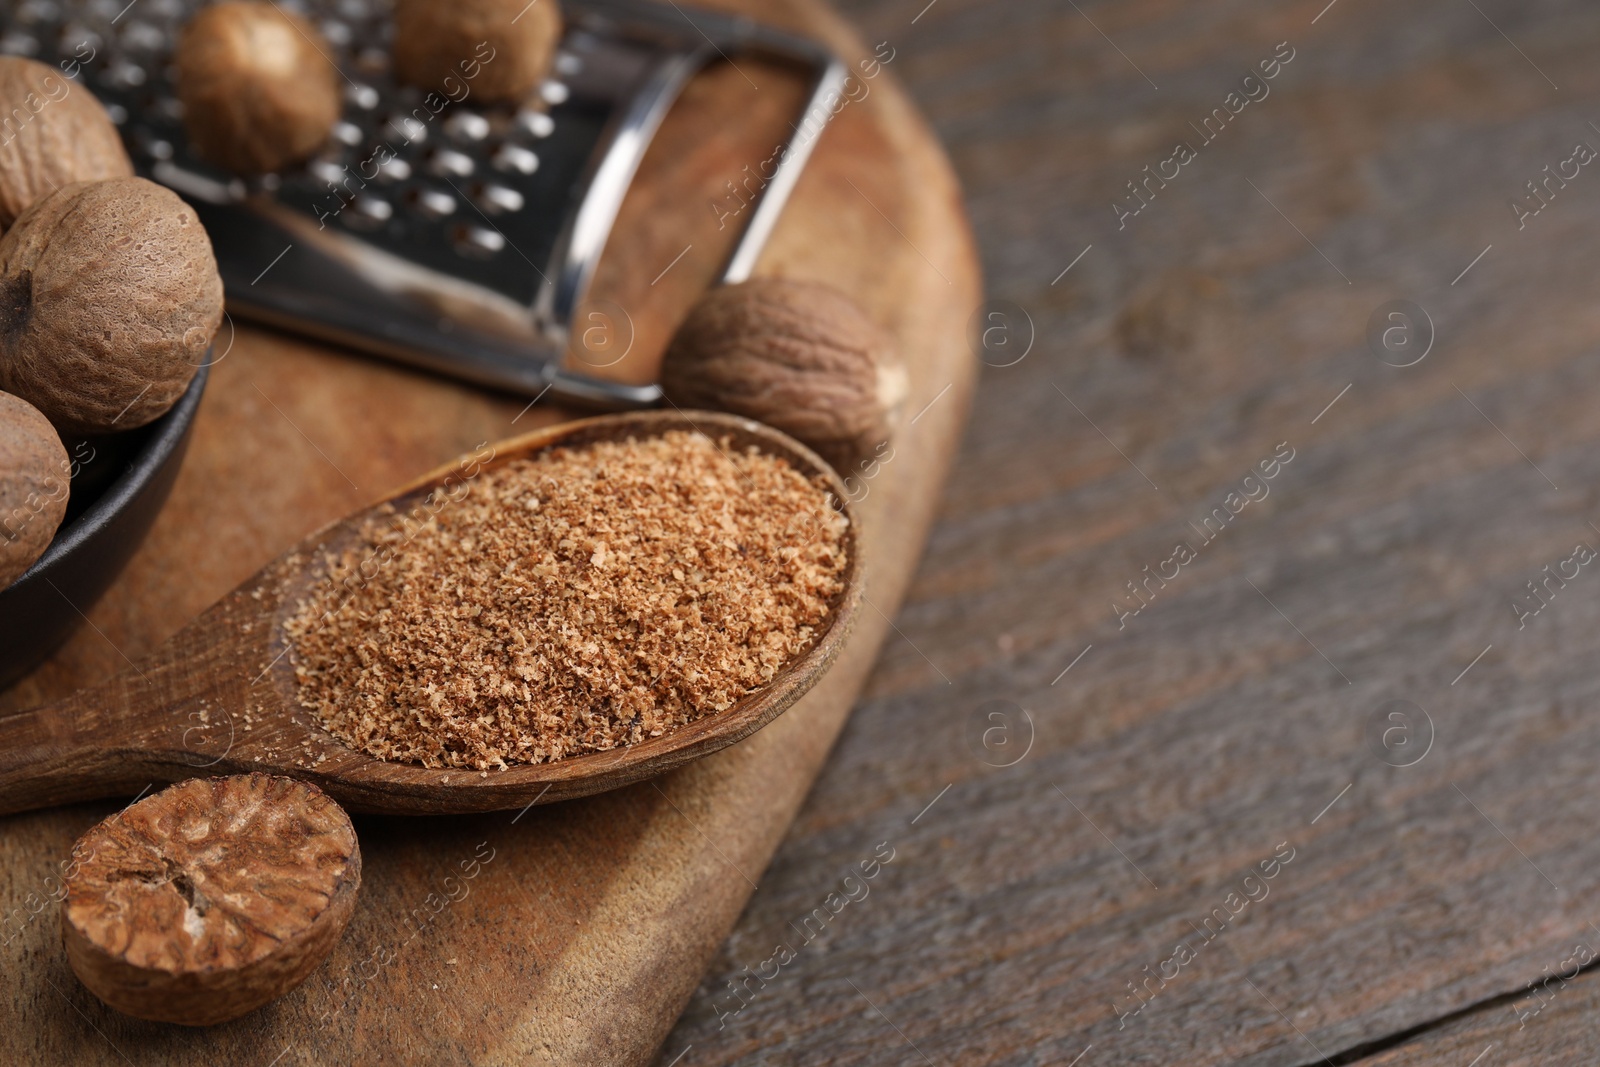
[0,0,847,406]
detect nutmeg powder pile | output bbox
[287,431,848,770]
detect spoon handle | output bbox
[0,646,251,815]
[0,575,297,818]
[0,685,158,815]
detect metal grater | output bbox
[0,0,847,406]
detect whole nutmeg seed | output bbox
[393,0,563,104]
[61,774,362,1026]
[0,57,133,232]
[176,1,341,175]
[0,389,68,591]
[0,178,224,437]
[661,279,908,472]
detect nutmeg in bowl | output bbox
[0,390,70,591]
[0,363,208,689]
[0,56,133,232]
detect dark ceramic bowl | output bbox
[0,363,209,689]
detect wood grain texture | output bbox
[657,0,1600,1064]
[1344,965,1600,1066]
[0,1,979,1063]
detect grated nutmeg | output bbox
[286,431,848,770]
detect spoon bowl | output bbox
[0,411,863,816]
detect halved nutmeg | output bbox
[60,774,361,1026]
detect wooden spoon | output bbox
[0,411,863,816]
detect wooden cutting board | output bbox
[0,1,979,1064]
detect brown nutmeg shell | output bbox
[0,178,224,437]
[661,279,908,472]
[0,57,133,232]
[393,0,563,104]
[176,1,342,175]
[61,774,362,1026]
[0,389,68,591]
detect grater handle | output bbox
[720,53,851,284]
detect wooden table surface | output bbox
[659,0,1600,1064]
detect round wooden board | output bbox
[0,1,980,1064]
